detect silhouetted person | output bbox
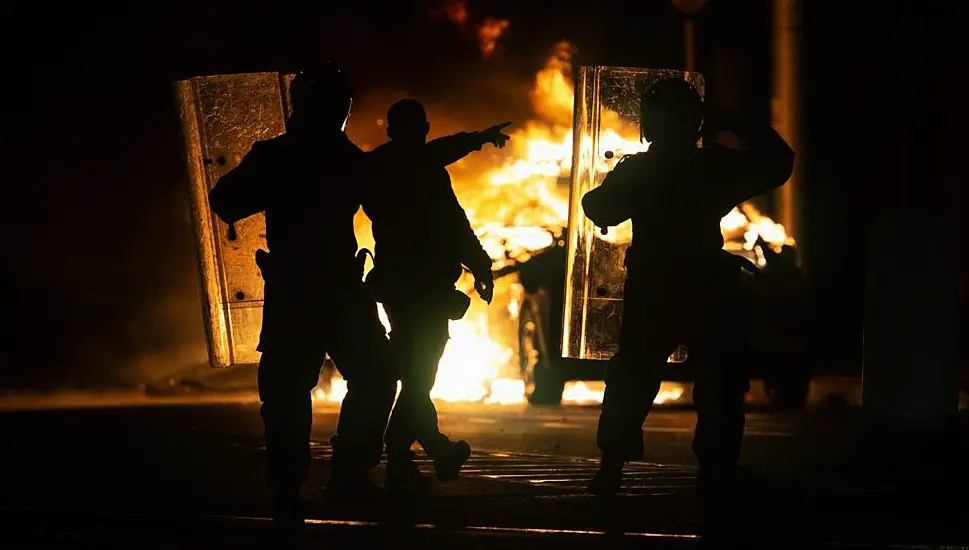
[582,78,794,504]
[362,99,510,494]
[208,63,398,532]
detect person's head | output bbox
[639,77,703,147]
[386,99,430,144]
[289,62,354,131]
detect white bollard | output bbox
[862,211,962,427]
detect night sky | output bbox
[4,1,963,389]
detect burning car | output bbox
[174,47,810,409]
[506,225,811,408]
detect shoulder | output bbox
[367,142,393,158]
[615,152,649,168]
[261,134,290,149]
[335,133,363,154]
[245,135,289,160]
[606,152,651,180]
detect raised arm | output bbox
[208,141,270,223]
[705,109,795,208]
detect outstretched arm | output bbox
[208,142,269,223]
[425,122,512,167]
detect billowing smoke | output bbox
[431,0,511,59]
[2,4,562,393]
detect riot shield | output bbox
[562,66,704,361]
[174,72,294,367]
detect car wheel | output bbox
[763,371,810,411]
[519,302,564,405]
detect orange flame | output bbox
[322,42,794,407]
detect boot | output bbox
[587,456,624,497]
[432,440,472,482]
[324,467,385,502]
[271,489,305,540]
[325,434,385,502]
[385,449,431,496]
[695,464,740,502]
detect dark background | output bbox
[3,0,963,390]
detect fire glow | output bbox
[315,42,794,407]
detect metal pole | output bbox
[771,0,803,248]
[684,18,696,72]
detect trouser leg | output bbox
[596,349,665,461]
[384,303,451,458]
[258,350,323,493]
[327,294,400,471]
[691,351,748,484]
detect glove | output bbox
[479,122,512,149]
[473,270,495,305]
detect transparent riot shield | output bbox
[174,72,295,368]
[562,66,704,361]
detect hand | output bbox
[480,122,511,149]
[474,273,495,305]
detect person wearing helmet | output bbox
[581,77,794,503]
[208,62,399,533]
[361,99,511,495]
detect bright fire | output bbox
[316,41,795,407]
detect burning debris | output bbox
[317,42,796,407]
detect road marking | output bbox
[539,422,575,429]
[643,426,692,433]
[310,443,699,494]
[1,507,964,549]
[198,516,969,548]
[220,516,969,548]
[644,426,793,437]
[745,430,794,437]
[416,449,697,494]
[192,514,706,541]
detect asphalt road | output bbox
[1,393,967,549]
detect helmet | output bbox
[639,77,703,143]
[289,61,353,116]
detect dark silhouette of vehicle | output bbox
[501,224,812,409]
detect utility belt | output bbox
[364,254,471,320]
[254,249,363,286]
[623,246,762,281]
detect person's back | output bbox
[360,99,506,495]
[364,102,507,291]
[582,77,794,505]
[211,115,363,284]
[366,141,481,287]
